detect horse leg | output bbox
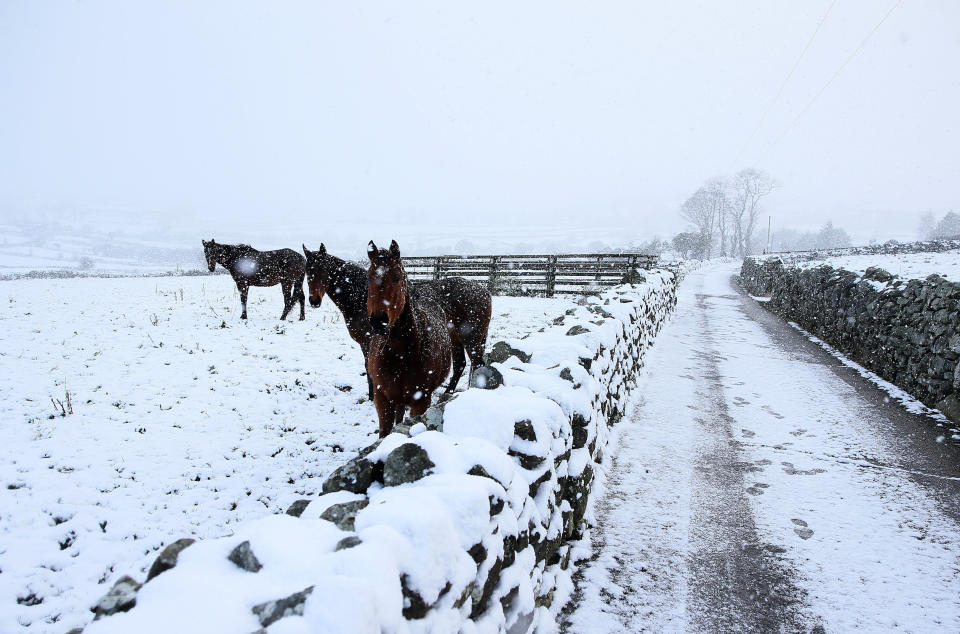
[444,344,466,394]
[465,336,488,387]
[409,393,432,418]
[464,306,491,387]
[362,348,374,401]
[296,276,306,321]
[394,404,406,429]
[373,393,396,438]
[239,283,249,320]
[280,282,293,320]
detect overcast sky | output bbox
[1,0,957,246]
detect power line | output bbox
[731,0,839,169]
[763,0,904,156]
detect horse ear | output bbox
[319,243,326,254]
[389,240,401,261]
[302,244,310,257]
[202,239,208,246]
[367,241,378,263]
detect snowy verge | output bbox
[79,271,681,634]
[741,257,960,423]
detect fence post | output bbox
[546,255,558,297]
[433,257,441,281]
[488,256,499,294]
[595,256,602,285]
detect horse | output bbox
[366,240,452,437]
[303,243,492,400]
[430,275,492,391]
[202,239,306,321]
[302,243,375,397]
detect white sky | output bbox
[1,0,957,246]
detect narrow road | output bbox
[562,263,960,633]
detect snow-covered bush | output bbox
[81,271,682,634]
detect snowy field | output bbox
[791,248,960,283]
[0,275,573,633]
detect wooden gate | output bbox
[402,253,658,297]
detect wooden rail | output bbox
[402,253,658,297]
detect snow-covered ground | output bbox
[566,262,960,633]
[792,249,960,282]
[0,274,572,633]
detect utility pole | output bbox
[766,215,772,254]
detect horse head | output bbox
[366,240,406,336]
[303,243,330,307]
[201,239,218,272]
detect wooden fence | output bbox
[403,253,659,297]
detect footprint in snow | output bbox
[741,428,756,438]
[761,405,785,419]
[794,526,815,540]
[782,461,827,476]
[746,482,769,495]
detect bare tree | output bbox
[679,187,715,258]
[933,211,960,239]
[730,168,776,256]
[918,211,936,240]
[705,177,730,257]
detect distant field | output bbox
[0,274,572,633]
[0,223,203,276]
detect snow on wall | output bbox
[78,270,682,634]
[762,239,960,265]
[755,240,960,285]
[741,257,960,422]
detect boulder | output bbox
[146,538,195,582]
[319,499,369,531]
[228,540,262,573]
[285,499,311,518]
[335,536,362,551]
[471,365,504,389]
[322,457,378,494]
[93,576,141,620]
[485,341,532,365]
[252,586,314,628]
[383,443,435,486]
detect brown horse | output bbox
[366,240,452,437]
[431,275,492,391]
[303,243,492,399]
[202,239,306,320]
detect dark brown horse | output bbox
[302,243,375,397]
[366,240,452,436]
[303,243,492,399]
[202,239,306,320]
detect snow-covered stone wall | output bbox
[741,258,960,422]
[78,271,681,634]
